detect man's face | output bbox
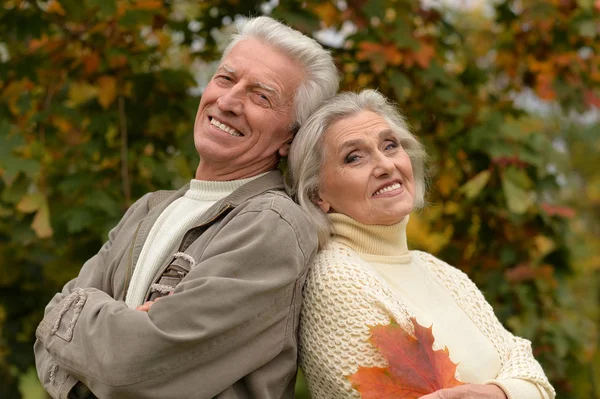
[193,38,304,180]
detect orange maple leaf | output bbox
[348,318,463,399]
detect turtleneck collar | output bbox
[186,172,269,201]
[328,213,412,264]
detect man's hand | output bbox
[419,384,507,399]
[135,301,155,312]
[135,293,171,312]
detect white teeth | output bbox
[210,118,242,137]
[373,182,401,196]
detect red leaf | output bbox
[348,318,463,399]
[541,202,576,218]
[584,90,600,108]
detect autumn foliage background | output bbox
[0,0,599,398]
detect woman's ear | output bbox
[315,196,331,213]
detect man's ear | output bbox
[278,126,298,157]
[278,140,292,157]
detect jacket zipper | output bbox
[142,203,233,301]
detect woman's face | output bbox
[316,110,415,225]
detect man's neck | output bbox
[195,162,277,181]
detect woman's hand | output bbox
[419,384,507,399]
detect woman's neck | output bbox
[328,213,411,264]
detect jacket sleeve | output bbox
[421,252,556,399]
[35,202,316,399]
[34,194,151,399]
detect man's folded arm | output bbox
[36,207,314,398]
[34,194,151,398]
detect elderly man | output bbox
[34,16,338,399]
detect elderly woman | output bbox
[286,90,555,399]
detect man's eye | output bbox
[253,92,271,106]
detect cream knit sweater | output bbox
[298,213,555,399]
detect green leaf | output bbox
[64,208,93,233]
[447,103,473,117]
[0,204,12,218]
[0,157,41,185]
[460,170,491,199]
[361,0,387,21]
[392,18,418,49]
[86,0,116,18]
[16,193,44,214]
[119,10,155,29]
[58,0,88,21]
[271,5,320,34]
[434,88,458,104]
[504,166,532,189]
[390,70,412,101]
[502,168,533,214]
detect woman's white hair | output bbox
[223,16,339,129]
[286,89,428,248]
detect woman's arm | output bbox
[418,251,555,399]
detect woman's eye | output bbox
[344,153,360,164]
[385,141,399,151]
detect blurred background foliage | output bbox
[0,0,598,398]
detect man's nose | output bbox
[216,86,244,115]
[372,152,395,177]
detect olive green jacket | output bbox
[34,170,317,399]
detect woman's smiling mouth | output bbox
[372,182,402,196]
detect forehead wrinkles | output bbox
[330,120,395,153]
[220,58,288,105]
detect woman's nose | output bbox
[372,152,395,177]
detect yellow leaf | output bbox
[16,193,44,213]
[406,212,453,255]
[97,76,117,109]
[52,116,73,133]
[47,0,66,15]
[314,2,339,26]
[444,201,460,215]
[32,203,54,239]
[437,171,459,197]
[132,0,163,10]
[534,235,556,258]
[3,79,33,116]
[68,82,98,107]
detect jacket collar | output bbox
[135,169,285,258]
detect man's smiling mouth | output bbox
[210,117,243,137]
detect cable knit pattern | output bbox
[298,241,555,399]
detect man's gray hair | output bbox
[286,89,428,248]
[223,16,339,129]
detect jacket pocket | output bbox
[148,253,193,301]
